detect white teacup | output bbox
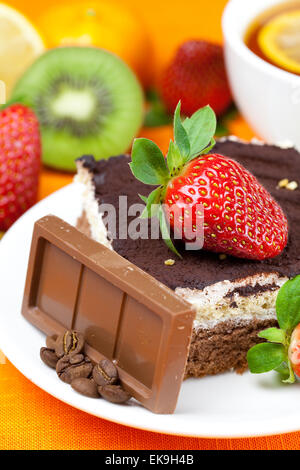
[222,0,300,149]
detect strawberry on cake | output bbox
[75,103,299,378]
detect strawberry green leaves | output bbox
[140,187,162,219]
[167,102,217,173]
[130,138,169,185]
[130,101,217,257]
[167,141,184,174]
[131,101,216,187]
[247,276,300,384]
[173,102,216,163]
[258,327,286,344]
[159,206,182,259]
[174,102,190,159]
[183,105,217,161]
[247,343,286,374]
[276,275,300,331]
[247,329,295,383]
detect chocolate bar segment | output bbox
[22,215,195,414]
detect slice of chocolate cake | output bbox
[75,139,300,377]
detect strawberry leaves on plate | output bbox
[258,328,286,344]
[247,343,287,374]
[276,276,300,331]
[247,275,300,384]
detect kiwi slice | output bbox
[11,47,144,171]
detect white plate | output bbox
[0,182,299,438]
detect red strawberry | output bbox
[0,104,41,231]
[130,102,288,261]
[164,153,288,260]
[289,324,300,377]
[161,40,232,117]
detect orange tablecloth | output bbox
[1,0,300,451]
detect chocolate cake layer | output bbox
[78,140,300,292]
[186,318,277,377]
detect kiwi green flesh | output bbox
[11,47,144,171]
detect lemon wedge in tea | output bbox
[258,10,300,74]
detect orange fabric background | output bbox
[1,0,299,450]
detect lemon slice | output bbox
[0,3,45,96]
[258,10,300,74]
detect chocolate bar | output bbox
[22,215,195,414]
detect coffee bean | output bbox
[40,348,59,369]
[56,355,93,384]
[71,378,100,398]
[69,354,85,365]
[46,335,58,351]
[93,359,118,386]
[55,330,85,358]
[98,385,131,404]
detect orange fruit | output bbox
[37,1,153,87]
